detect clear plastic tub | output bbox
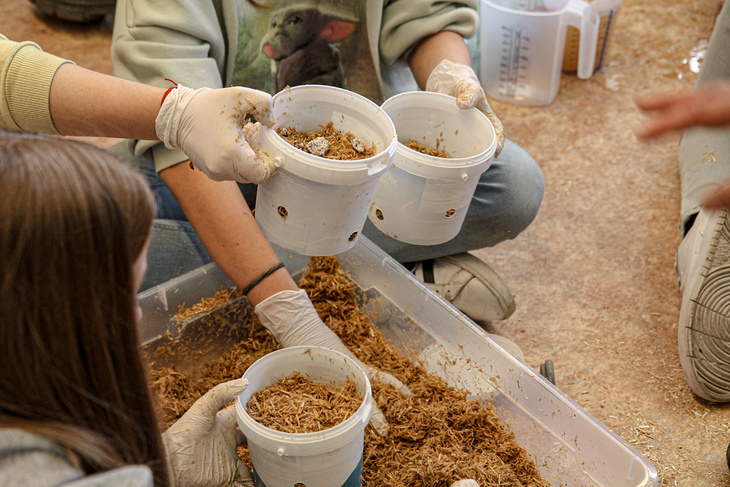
[137,236,658,486]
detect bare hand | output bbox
[702,180,730,210]
[636,81,730,140]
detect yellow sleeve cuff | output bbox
[0,39,74,135]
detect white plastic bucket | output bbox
[256,85,397,256]
[235,346,373,487]
[369,92,496,245]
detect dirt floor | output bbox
[5,0,730,485]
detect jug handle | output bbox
[562,0,600,79]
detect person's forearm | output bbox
[49,63,164,139]
[159,163,299,306]
[407,31,472,89]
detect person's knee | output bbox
[493,141,545,235]
[141,219,212,291]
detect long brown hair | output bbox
[0,130,167,485]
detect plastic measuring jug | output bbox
[478,0,600,106]
[562,0,623,73]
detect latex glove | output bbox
[425,59,505,157]
[452,481,479,487]
[155,84,275,184]
[162,378,254,487]
[254,289,412,436]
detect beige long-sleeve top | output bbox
[0,35,73,135]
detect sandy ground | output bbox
[5,0,730,484]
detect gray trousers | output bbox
[679,0,730,236]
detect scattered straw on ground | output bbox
[247,372,361,433]
[278,122,375,160]
[404,139,450,158]
[148,257,547,487]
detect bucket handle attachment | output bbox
[366,156,391,176]
[366,138,397,176]
[562,0,600,79]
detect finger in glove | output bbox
[368,400,390,437]
[451,480,480,487]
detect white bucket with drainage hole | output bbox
[369,91,496,245]
[256,85,397,256]
[235,346,373,487]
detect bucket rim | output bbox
[262,84,397,179]
[235,346,373,453]
[381,91,496,177]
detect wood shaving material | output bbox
[246,372,361,433]
[404,139,450,158]
[148,257,547,487]
[173,285,242,322]
[278,122,375,160]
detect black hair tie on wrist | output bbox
[242,262,286,296]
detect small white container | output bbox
[256,85,397,256]
[369,91,496,245]
[235,346,373,487]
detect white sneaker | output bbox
[411,253,516,323]
[676,208,730,402]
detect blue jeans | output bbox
[110,139,544,290]
[108,143,212,291]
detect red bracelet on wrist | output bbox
[160,78,179,107]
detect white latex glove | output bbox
[254,289,412,436]
[155,84,275,184]
[425,59,505,157]
[452,480,480,487]
[162,378,255,487]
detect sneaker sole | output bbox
[680,209,730,402]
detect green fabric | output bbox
[111,0,478,173]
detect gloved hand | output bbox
[451,480,479,487]
[162,378,254,487]
[425,59,505,157]
[155,84,276,184]
[254,289,412,436]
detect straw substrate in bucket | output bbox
[235,346,373,487]
[256,85,397,256]
[369,91,496,245]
